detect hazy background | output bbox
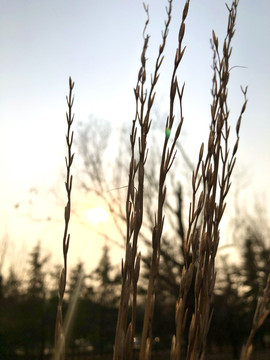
[0,0,269,275]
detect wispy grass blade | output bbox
[113,2,173,359]
[53,77,75,360]
[139,1,190,359]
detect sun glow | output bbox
[86,206,109,225]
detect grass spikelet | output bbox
[53,77,75,360]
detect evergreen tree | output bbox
[91,244,121,307]
[0,267,23,359]
[27,241,49,299]
[210,257,245,358]
[23,242,50,359]
[241,227,270,347]
[87,245,121,352]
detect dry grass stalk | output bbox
[171,1,248,359]
[139,1,190,359]
[113,2,174,359]
[53,1,252,359]
[240,274,270,360]
[54,77,75,360]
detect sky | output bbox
[0,0,269,276]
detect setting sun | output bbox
[86,206,109,225]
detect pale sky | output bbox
[0,0,269,275]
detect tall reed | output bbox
[113,0,247,359]
[171,1,248,358]
[54,1,270,359]
[113,1,175,359]
[54,77,75,360]
[139,1,190,358]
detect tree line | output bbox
[1,221,270,359]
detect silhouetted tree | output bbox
[210,257,245,358]
[0,267,22,359]
[90,244,121,307]
[241,227,270,348]
[23,241,50,359]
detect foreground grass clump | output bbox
[53,1,270,360]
